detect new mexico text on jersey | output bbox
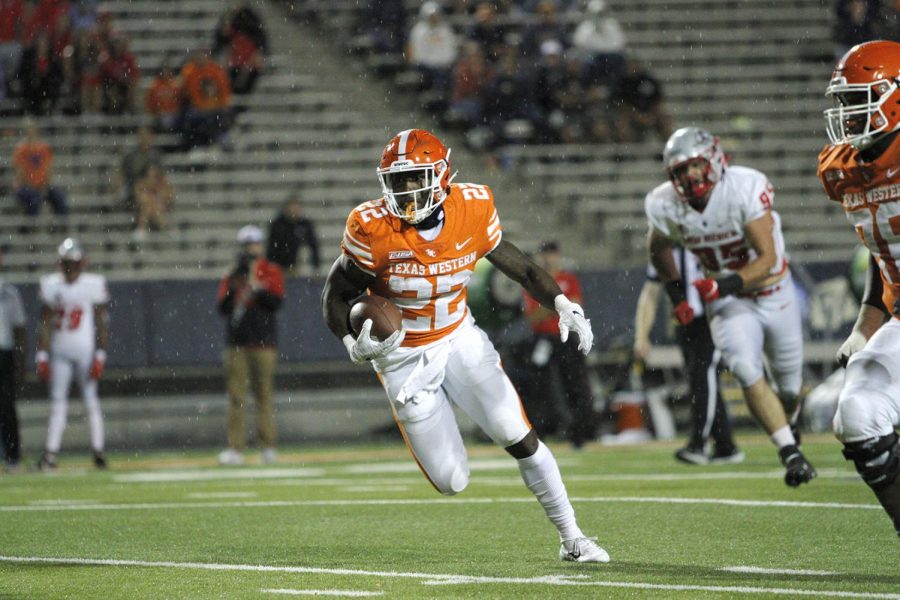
[342,182,501,346]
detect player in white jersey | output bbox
[646,127,816,486]
[36,238,110,470]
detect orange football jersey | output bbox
[342,182,502,346]
[818,135,900,311]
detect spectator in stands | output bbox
[572,0,626,87]
[465,2,507,61]
[144,57,182,133]
[833,0,884,60]
[180,49,233,149]
[533,39,568,141]
[266,196,321,277]
[213,3,268,95]
[448,41,492,128]
[485,47,538,143]
[520,0,567,59]
[132,165,174,240]
[117,126,162,212]
[68,0,96,34]
[361,0,407,55]
[216,225,284,466]
[0,0,24,100]
[12,119,67,216]
[98,36,138,114]
[0,245,26,473]
[65,28,101,114]
[18,32,63,114]
[406,1,457,95]
[522,240,595,449]
[612,58,672,143]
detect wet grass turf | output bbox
[1,434,898,599]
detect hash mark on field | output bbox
[262,589,384,597]
[723,566,841,576]
[0,556,894,599]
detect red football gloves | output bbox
[89,349,107,380]
[693,278,721,303]
[694,274,744,303]
[36,350,50,382]
[673,300,695,325]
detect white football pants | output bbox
[707,274,803,396]
[46,352,104,453]
[834,317,900,442]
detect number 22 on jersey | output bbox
[389,270,473,331]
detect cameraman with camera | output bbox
[216,225,285,465]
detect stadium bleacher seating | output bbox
[0,0,871,284]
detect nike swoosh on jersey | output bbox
[455,237,473,251]
[888,167,899,179]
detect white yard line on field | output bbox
[0,556,894,599]
[187,492,259,499]
[262,589,384,597]
[114,468,325,483]
[722,566,841,576]
[109,468,855,486]
[0,495,882,513]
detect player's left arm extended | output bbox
[487,240,593,353]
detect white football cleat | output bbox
[217,449,244,466]
[261,448,278,464]
[559,536,610,563]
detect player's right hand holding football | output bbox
[343,319,405,364]
[35,350,50,382]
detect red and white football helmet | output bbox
[663,127,726,205]
[825,40,900,150]
[57,237,85,282]
[377,129,456,224]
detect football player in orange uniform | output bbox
[322,129,609,562]
[818,40,900,537]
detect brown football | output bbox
[349,295,403,341]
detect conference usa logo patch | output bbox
[389,250,414,260]
[823,170,844,182]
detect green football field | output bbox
[1,434,898,599]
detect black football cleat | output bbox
[93,452,108,470]
[779,445,816,487]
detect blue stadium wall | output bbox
[14,261,851,369]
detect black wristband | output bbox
[716,274,744,297]
[664,280,687,305]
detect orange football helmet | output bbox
[825,40,900,150]
[377,129,456,224]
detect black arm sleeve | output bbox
[862,254,888,313]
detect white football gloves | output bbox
[343,319,405,364]
[555,294,594,355]
[836,329,867,367]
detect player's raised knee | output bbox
[727,357,763,388]
[833,386,893,442]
